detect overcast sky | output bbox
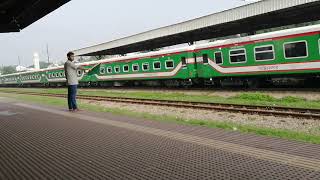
[0,0,252,66]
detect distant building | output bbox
[16,65,28,72]
[33,53,40,70]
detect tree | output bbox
[0,66,17,75]
[39,61,52,69]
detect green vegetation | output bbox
[1,88,320,109]
[0,65,17,75]
[1,92,320,145]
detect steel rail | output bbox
[2,90,320,119]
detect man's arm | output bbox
[70,62,85,70]
[78,66,85,70]
[64,64,68,79]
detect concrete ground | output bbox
[0,97,320,179]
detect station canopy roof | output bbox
[73,0,320,57]
[0,0,70,33]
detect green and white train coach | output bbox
[195,24,320,87]
[0,24,320,88]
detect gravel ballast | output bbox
[83,100,320,136]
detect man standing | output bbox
[64,52,86,112]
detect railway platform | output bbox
[0,97,320,179]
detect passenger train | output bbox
[1,24,320,88]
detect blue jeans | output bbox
[68,85,78,110]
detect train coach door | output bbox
[181,53,197,79]
[195,52,208,78]
[181,57,187,69]
[193,53,198,69]
[193,53,199,78]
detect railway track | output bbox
[3,86,320,93]
[2,90,320,119]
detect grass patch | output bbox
[280,96,306,103]
[1,92,320,144]
[232,92,277,102]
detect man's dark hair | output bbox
[67,51,74,58]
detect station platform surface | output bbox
[0,97,320,180]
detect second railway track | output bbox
[2,90,320,119]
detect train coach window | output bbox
[202,54,209,64]
[181,57,187,67]
[255,45,275,61]
[107,67,112,74]
[100,67,106,74]
[153,62,161,70]
[214,52,223,64]
[132,64,139,72]
[165,60,174,69]
[114,66,120,73]
[60,72,64,77]
[142,63,150,71]
[284,41,308,59]
[229,49,246,63]
[123,65,129,72]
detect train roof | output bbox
[96,45,195,64]
[195,24,320,50]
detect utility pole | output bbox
[18,56,21,66]
[46,43,50,64]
